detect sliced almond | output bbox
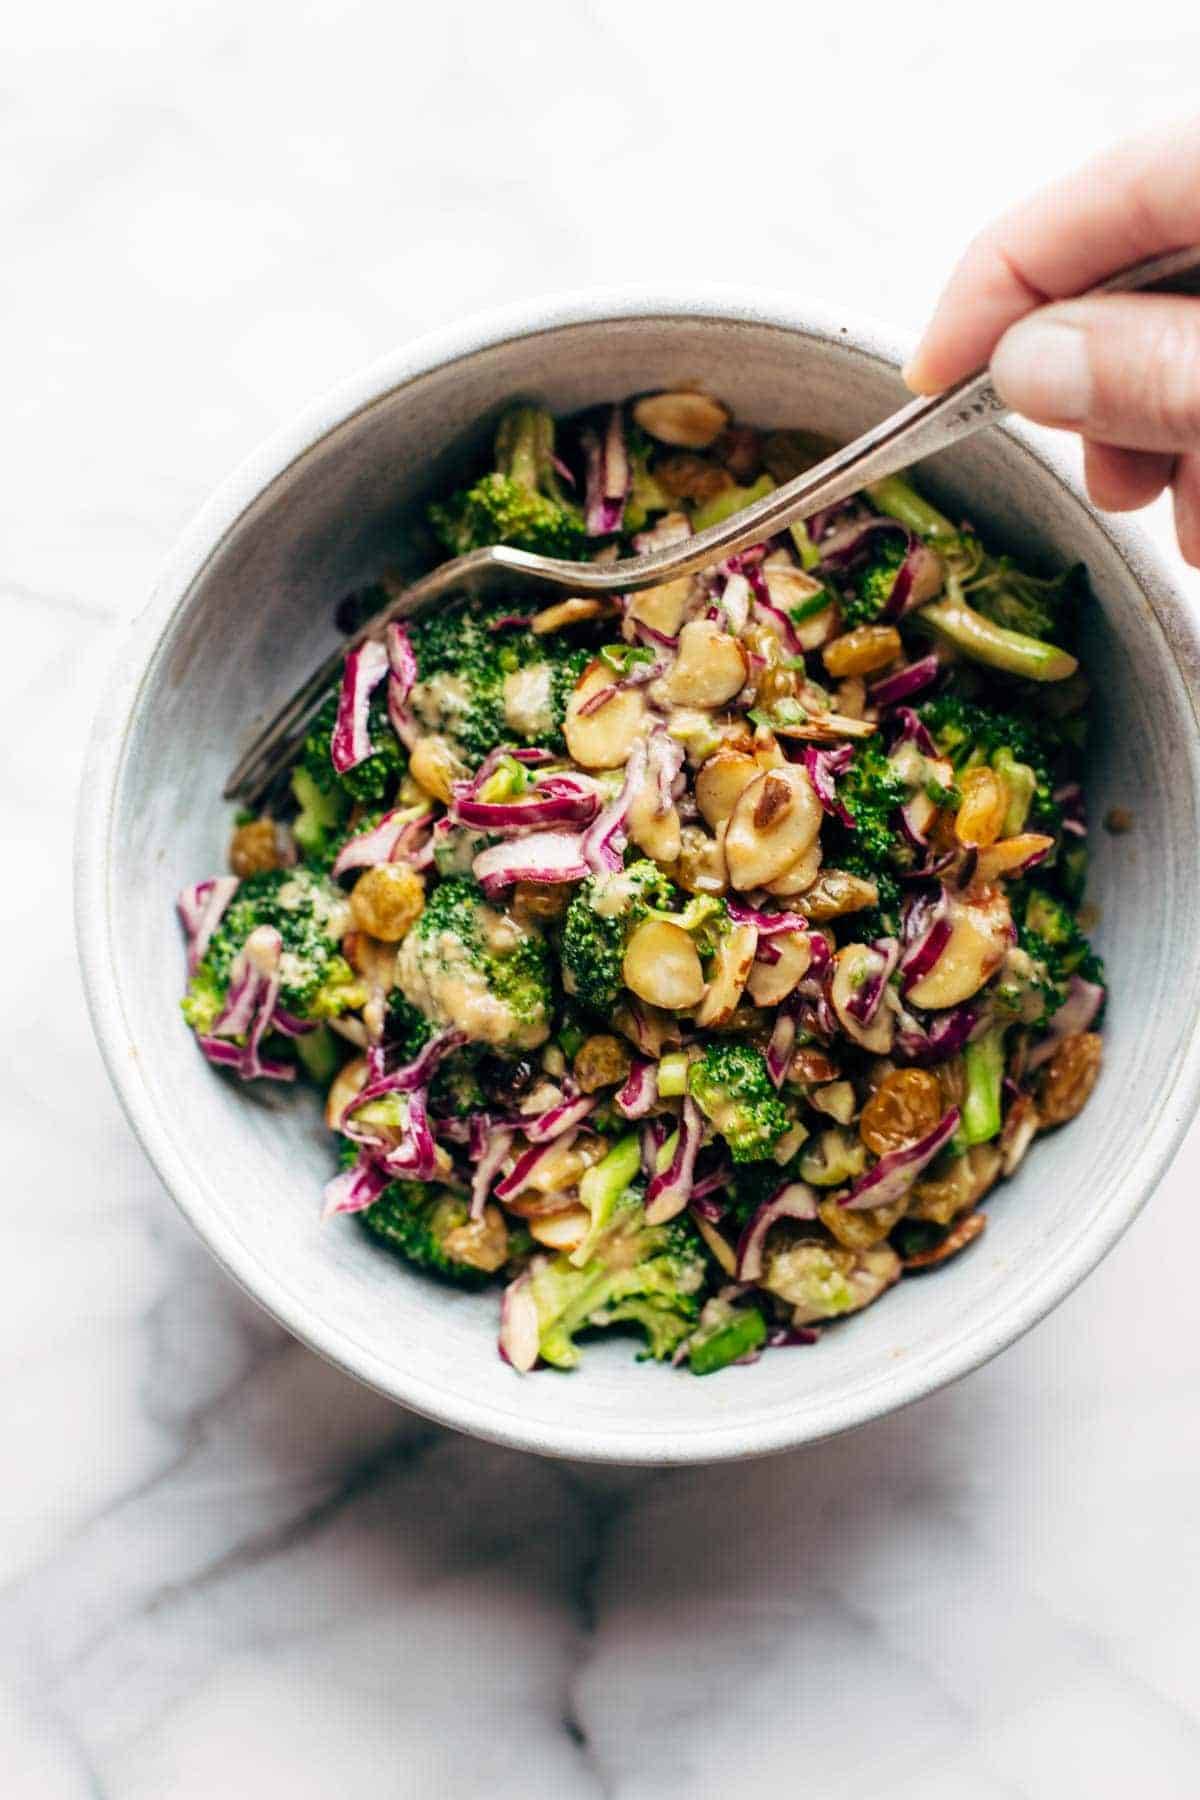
[663,619,748,708]
[770,710,877,742]
[528,1205,591,1252]
[763,841,823,898]
[622,918,705,1010]
[324,1054,368,1130]
[725,765,823,891]
[830,945,896,1054]
[564,661,648,769]
[694,923,758,1027]
[695,749,761,829]
[746,930,812,1006]
[906,887,1013,1010]
[762,560,838,650]
[633,391,730,450]
[530,597,611,635]
[627,576,694,639]
[974,833,1055,883]
[628,780,682,864]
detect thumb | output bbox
[990,293,1200,454]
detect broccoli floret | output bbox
[428,404,585,560]
[408,594,589,767]
[838,740,909,866]
[362,1182,495,1289]
[965,554,1086,645]
[837,533,908,628]
[1012,882,1105,1017]
[560,860,678,1015]
[918,692,1064,837]
[396,876,553,1051]
[688,1042,790,1164]
[294,688,405,817]
[527,1197,707,1368]
[182,868,363,1033]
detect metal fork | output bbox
[225,243,1200,805]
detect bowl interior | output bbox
[93,305,1200,1460]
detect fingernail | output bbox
[991,318,1091,423]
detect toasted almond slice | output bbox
[974,833,1055,882]
[762,560,839,650]
[906,887,1013,1009]
[628,780,682,863]
[622,918,705,1009]
[695,749,760,829]
[830,946,896,1054]
[564,661,648,769]
[694,923,758,1027]
[664,619,749,708]
[627,576,694,639]
[770,710,877,741]
[325,1054,368,1130]
[633,391,730,449]
[746,930,813,1006]
[763,841,824,898]
[725,765,823,891]
[530,597,612,635]
[529,1205,591,1252]
[692,1211,738,1276]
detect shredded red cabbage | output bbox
[869,654,940,709]
[616,1058,659,1119]
[840,1106,960,1210]
[177,876,239,975]
[332,638,390,774]
[644,1097,703,1224]
[473,830,590,896]
[582,405,630,536]
[736,1180,819,1281]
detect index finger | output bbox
[904,116,1200,394]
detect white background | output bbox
[4,3,1200,1793]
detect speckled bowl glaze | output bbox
[76,291,1200,1464]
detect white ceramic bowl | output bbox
[77,290,1200,1464]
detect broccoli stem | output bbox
[961,1024,1007,1145]
[689,1305,768,1375]
[868,474,957,540]
[656,1051,690,1097]
[572,1134,643,1268]
[294,1025,340,1085]
[918,597,1078,682]
[691,473,775,533]
[789,519,822,570]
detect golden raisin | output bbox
[1038,1032,1102,1126]
[349,864,425,941]
[822,625,902,679]
[788,1048,841,1086]
[859,1068,943,1156]
[512,881,572,925]
[229,817,282,876]
[655,454,733,503]
[409,734,466,803]
[712,425,763,484]
[573,1034,632,1094]
[955,766,1009,848]
[757,665,798,706]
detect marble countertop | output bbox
[5,4,1200,1793]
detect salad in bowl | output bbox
[176,393,1104,1378]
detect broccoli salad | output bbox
[177,394,1105,1376]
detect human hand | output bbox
[904,119,1200,567]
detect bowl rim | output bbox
[75,285,1200,1463]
